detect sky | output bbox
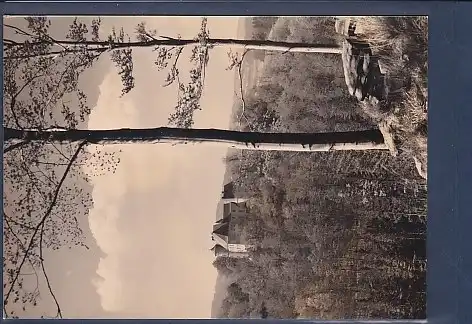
[6,16,243,318]
[84,16,241,318]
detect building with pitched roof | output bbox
[221,181,248,204]
[210,182,252,259]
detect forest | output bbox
[213,16,427,320]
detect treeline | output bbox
[251,17,278,40]
[233,17,371,134]
[216,150,426,319]
[213,17,427,320]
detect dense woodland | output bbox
[213,17,427,319]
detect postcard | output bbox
[3,15,427,320]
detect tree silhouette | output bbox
[3,17,120,318]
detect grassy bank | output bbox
[353,16,428,178]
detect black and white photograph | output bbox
[3,15,428,319]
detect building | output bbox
[221,181,248,204]
[210,182,252,259]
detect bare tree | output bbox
[4,17,342,128]
[4,18,342,60]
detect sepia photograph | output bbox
[3,15,428,319]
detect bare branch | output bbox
[162,47,184,87]
[49,143,73,163]
[42,52,102,114]
[39,221,62,318]
[3,18,113,317]
[4,47,106,61]
[7,101,24,130]
[3,212,41,301]
[159,35,178,41]
[4,140,31,154]
[20,161,51,192]
[200,48,209,88]
[19,147,58,187]
[4,213,35,231]
[4,23,68,52]
[6,59,56,129]
[4,24,35,38]
[3,38,21,45]
[3,140,88,318]
[35,160,84,167]
[234,50,254,131]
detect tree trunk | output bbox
[4,127,388,152]
[4,38,342,60]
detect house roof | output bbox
[219,214,231,224]
[213,223,229,236]
[210,245,227,255]
[212,233,228,249]
[216,213,231,224]
[213,222,224,231]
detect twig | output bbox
[162,47,184,87]
[39,220,62,318]
[42,54,89,111]
[3,140,88,318]
[35,160,84,167]
[3,212,41,304]
[4,23,68,52]
[4,24,34,38]
[4,213,35,231]
[6,65,51,130]
[4,140,31,154]
[49,143,73,163]
[3,39,20,45]
[19,147,59,187]
[200,48,209,88]
[159,35,178,41]
[142,31,159,42]
[20,161,51,195]
[7,100,24,130]
[4,47,105,60]
[235,50,254,131]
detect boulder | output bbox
[341,38,386,102]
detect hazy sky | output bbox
[14,16,242,318]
